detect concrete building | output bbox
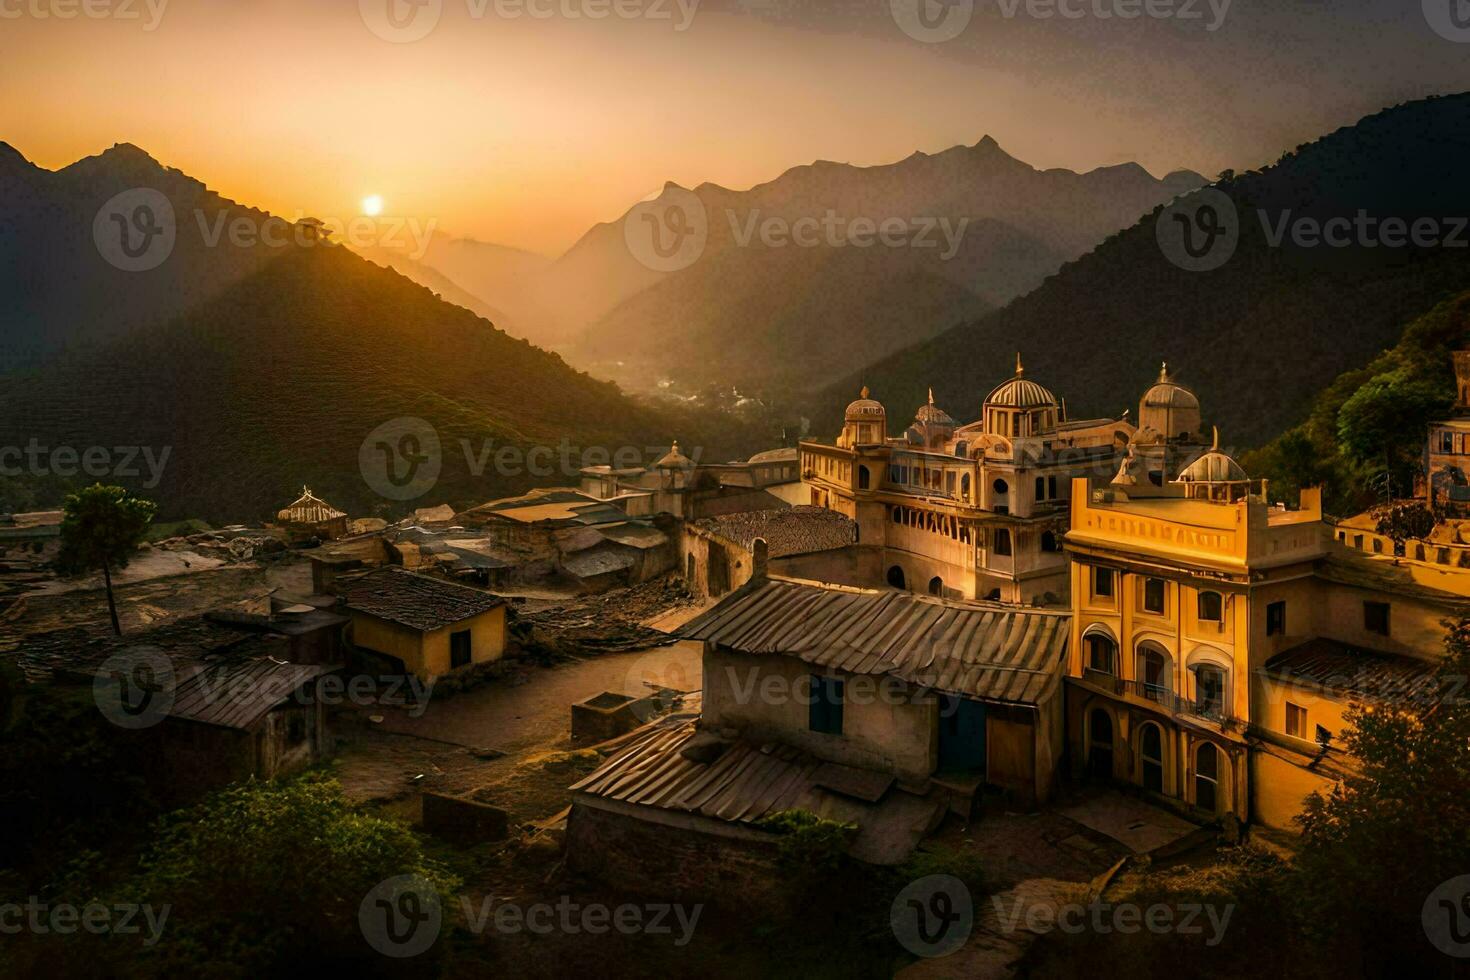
[579,444,805,519]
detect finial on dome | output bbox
[927,386,935,405]
[1159,361,1170,383]
[860,385,870,399]
[671,439,680,453]
[1210,426,1219,452]
[1015,352,1024,377]
[301,485,310,496]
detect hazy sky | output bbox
[2,0,1466,254]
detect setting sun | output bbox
[360,194,383,217]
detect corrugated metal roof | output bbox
[678,577,1068,705]
[1261,638,1439,707]
[570,709,947,861]
[571,714,839,824]
[170,657,334,729]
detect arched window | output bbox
[1137,644,1168,700]
[994,529,1012,556]
[1197,591,1223,623]
[1084,630,1116,675]
[1140,723,1164,793]
[1041,530,1059,552]
[928,576,943,597]
[857,465,870,490]
[1035,476,1046,500]
[961,473,971,501]
[886,565,907,590]
[1195,743,1220,813]
[1194,664,1226,720]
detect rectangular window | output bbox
[1364,601,1390,636]
[450,629,472,668]
[1093,566,1114,598]
[1143,577,1166,615]
[1266,600,1286,636]
[1441,431,1455,454]
[1286,702,1306,739]
[809,675,844,735]
[1049,476,1058,499]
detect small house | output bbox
[342,568,507,682]
[276,486,348,541]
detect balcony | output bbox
[1077,672,1232,725]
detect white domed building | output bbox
[800,356,1135,604]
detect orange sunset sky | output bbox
[2,0,1464,255]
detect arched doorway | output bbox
[886,565,906,590]
[928,576,943,596]
[1087,708,1114,779]
[1136,643,1169,701]
[1195,742,1220,814]
[857,465,870,490]
[1140,723,1164,793]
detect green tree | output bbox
[55,484,156,635]
[1335,367,1449,500]
[1295,617,1470,974]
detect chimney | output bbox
[751,537,769,581]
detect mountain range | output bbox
[814,94,1470,450]
[373,138,1205,394]
[0,144,761,522]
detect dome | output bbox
[747,447,798,464]
[845,385,886,421]
[655,440,694,469]
[915,388,954,425]
[1139,362,1202,441]
[985,354,1057,409]
[1174,430,1247,484]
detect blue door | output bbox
[938,695,987,772]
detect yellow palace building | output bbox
[1065,441,1465,830]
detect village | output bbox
[4,351,1470,975]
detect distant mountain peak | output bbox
[973,134,1003,153]
[0,141,35,175]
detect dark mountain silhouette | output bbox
[815,94,1470,448]
[0,146,763,522]
[380,138,1202,389]
[565,139,1204,393]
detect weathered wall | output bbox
[1251,748,1335,832]
[566,798,793,912]
[701,646,938,780]
[350,606,506,681]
